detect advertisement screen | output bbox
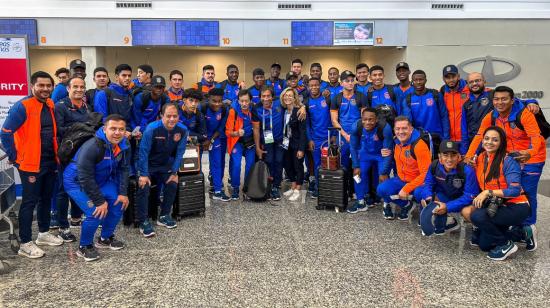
[333,21,374,46]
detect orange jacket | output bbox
[475,152,528,204]
[441,80,469,141]
[166,88,183,102]
[5,97,58,172]
[192,80,216,95]
[466,101,546,164]
[225,108,258,154]
[393,130,432,194]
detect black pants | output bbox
[284,148,305,185]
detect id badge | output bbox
[264,130,274,144]
[282,137,289,149]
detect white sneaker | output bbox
[18,242,45,259]
[35,232,64,246]
[283,189,294,197]
[289,190,301,201]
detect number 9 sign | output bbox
[123,36,130,45]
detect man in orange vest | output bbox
[1,71,64,259]
[440,65,469,142]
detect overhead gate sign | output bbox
[0,35,30,127]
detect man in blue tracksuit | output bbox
[216,64,241,106]
[304,77,332,199]
[393,62,414,112]
[51,59,87,103]
[366,65,400,118]
[252,86,285,201]
[354,63,371,96]
[326,67,343,100]
[266,63,286,98]
[203,88,230,201]
[459,72,493,154]
[348,108,393,213]
[178,89,207,144]
[136,103,188,237]
[419,140,479,235]
[52,76,92,241]
[309,63,330,94]
[64,114,130,262]
[402,70,450,150]
[248,68,266,104]
[131,64,153,89]
[330,70,369,171]
[131,75,170,134]
[94,64,133,132]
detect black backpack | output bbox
[243,160,272,201]
[491,105,550,140]
[365,86,397,125]
[410,128,435,160]
[85,89,97,109]
[57,112,104,166]
[132,86,169,113]
[334,91,367,109]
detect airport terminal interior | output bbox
[1,0,550,306]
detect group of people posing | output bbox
[1,57,546,262]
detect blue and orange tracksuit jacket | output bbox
[166,87,184,103]
[131,92,167,133]
[349,121,393,174]
[137,120,188,176]
[266,78,286,98]
[178,106,207,143]
[215,80,241,105]
[192,78,217,95]
[475,152,528,204]
[393,83,414,114]
[459,88,493,154]
[466,99,546,165]
[393,129,432,194]
[441,79,469,141]
[1,96,58,172]
[305,94,331,146]
[402,89,451,140]
[225,105,257,154]
[94,83,132,125]
[421,162,479,213]
[64,129,130,206]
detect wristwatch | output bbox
[488,190,494,197]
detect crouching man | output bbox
[419,140,479,236]
[64,114,130,261]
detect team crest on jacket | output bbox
[216,113,222,121]
[350,99,356,106]
[373,134,379,141]
[452,178,464,188]
[510,122,517,129]
[321,100,327,108]
[405,150,411,157]
[461,93,468,100]
[384,92,391,99]
[276,106,282,113]
[174,133,181,142]
[426,98,434,106]
[480,97,489,106]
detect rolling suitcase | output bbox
[179,139,201,174]
[123,177,138,226]
[317,128,348,212]
[173,172,206,218]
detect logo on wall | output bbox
[457,55,521,87]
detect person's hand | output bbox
[379,174,389,183]
[297,106,307,121]
[342,132,350,143]
[463,156,476,166]
[433,201,448,215]
[514,150,531,163]
[353,168,361,177]
[381,148,392,157]
[138,176,151,189]
[526,103,540,114]
[238,129,245,137]
[124,131,132,138]
[166,174,178,184]
[133,131,142,140]
[115,195,130,210]
[203,140,211,151]
[322,89,331,97]
[308,141,315,151]
[93,202,108,219]
[420,198,428,208]
[239,81,246,89]
[256,147,266,159]
[473,190,490,208]
[398,189,409,200]
[296,151,304,159]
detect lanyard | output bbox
[262,108,273,131]
[284,109,291,136]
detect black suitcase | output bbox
[317,168,348,212]
[123,177,138,226]
[173,172,206,218]
[317,128,348,212]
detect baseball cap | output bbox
[419,202,448,236]
[69,59,86,70]
[151,75,166,87]
[439,140,460,154]
[286,71,298,80]
[442,65,458,76]
[396,62,410,71]
[340,70,356,81]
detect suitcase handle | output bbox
[326,127,341,167]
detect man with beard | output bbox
[193,64,217,95]
[216,64,241,106]
[440,65,469,142]
[51,59,86,103]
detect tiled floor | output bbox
[1,156,549,307]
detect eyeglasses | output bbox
[468,79,483,85]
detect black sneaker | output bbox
[57,228,77,243]
[76,245,100,262]
[524,225,537,251]
[70,218,82,228]
[398,202,414,221]
[95,236,125,251]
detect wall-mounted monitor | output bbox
[131,20,176,46]
[176,21,219,46]
[291,21,333,47]
[0,19,37,45]
[333,21,374,46]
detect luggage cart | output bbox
[0,149,19,253]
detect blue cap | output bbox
[442,65,458,76]
[419,202,448,236]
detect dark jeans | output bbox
[471,202,530,251]
[136,171,178,224]
[264,141,285,188]
[284,147,305,185]
[18,168,56,243]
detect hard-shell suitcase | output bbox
[173,172,205,218]
[179,140,201,174]
[317,128,348,212]
[123,177,138,226]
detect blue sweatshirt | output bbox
[131,92,165,132]
[94,83,132,126]
[178,106,207,143]
[265,78,286,98]
[330,92,368,135]
[393,84,414,115]
[421,162,479,213]
[203,104,229,142]
[349,121,393,175]
[51,83,68,103]
[137,120,188,176]
[304,95,331,146]
[369,85,400,115]
[402,89,450,140]
[254,99,284,142]
[216,80,241,105]
[248,85,262,104]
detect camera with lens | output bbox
[483,196,504,218]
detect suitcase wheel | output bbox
[315,205,325,211]
[334,207,340,213]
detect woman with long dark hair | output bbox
[470,126,530,261]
